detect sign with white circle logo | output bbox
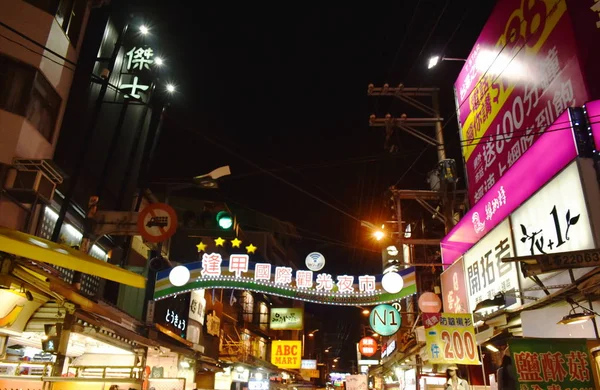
[305,252,326,271]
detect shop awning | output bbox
[0,226,146,288]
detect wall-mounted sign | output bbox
[511,160,595,257]
[380,339,396,359]
[188,289,206,325]
[137,202,178,243]
[509,338,594,389]
[454,0,589,205]
[417,292,442,313]
[441,111,577,265]
[440,258,469,313]
[301,359,317,370]
[232,367,250,382]
[301,369,320,379]
[305,252,326,271]
[270,308,303,330]
[249,379,269,390]
[358,337,378,357]
[463,219,519,316]
[0,290,45,333]
[155,256,417,306]
[423,313,479,365]
[271,340,302,369]
[119,46,155,101]
[369,304,401,336]
[154,294,190,339]
[206,310,220,337]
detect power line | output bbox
[0,32,76,72]
[163,112,364,224]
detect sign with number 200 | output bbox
[424,313,480,365]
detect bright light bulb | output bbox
[428,55,440,69]
[166,84,176,93]
[381,272,404,294]
[374,230,385,241]
[155,57,164,66]
[169,265,190,287]
[139,25,149,35]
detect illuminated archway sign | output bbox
[154,253,416,305]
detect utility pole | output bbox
[368,83,467,337]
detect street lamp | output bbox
[361,220,385,241]
[308,329,320,337]
[166,83,176,93]
[139,25,149,35]
[192,165,231,189]
[154,57,164,66]
[427,55,467,69]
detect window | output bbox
[242,291,254,323]
[259,302,269,330]
[56,0,87,45]
[0,54,61,142]
[23,0,60,14]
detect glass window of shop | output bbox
[259,302,268,330]
[242,291,254,322]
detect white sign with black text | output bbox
[511,161,595,257]
[188,289,206,325]
[463,219,519,315]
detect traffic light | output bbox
[216,211,233,230]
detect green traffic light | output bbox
[216,211,233,229]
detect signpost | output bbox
[503,248,600,278]
[369,304,401,336]
[137,203,178,243]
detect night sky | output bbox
[133,0,497,369]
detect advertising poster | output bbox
[509,338,595,389]
[346,375,368,390]
[423,313,480,365]
[454,0,589,205]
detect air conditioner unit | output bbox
[3,159,63,204]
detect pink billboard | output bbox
[455,0,590,205]
[585,100,600,146]
[441,111,577,265]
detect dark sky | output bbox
[137,0,496,370]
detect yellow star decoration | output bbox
[214,237,226,247]
[245,243,257,254]
[231,238,242,248]
[196,241,207,252]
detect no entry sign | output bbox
[137,203,178,243]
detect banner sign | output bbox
[463,219,519,315]
[441,110,576,266]
[509,338,595,389]
[585,100,600,148]
[271,340,301,369]
[454,0,589,205]
[155,256,416,306]
[512,160,595,258]
[440,257,469,313]
[270,308,303,330]
[423,313,480,365]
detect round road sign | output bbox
[358,337,378,357]
[418,292,442,313]
[369,304,401,336]
[137,203,178,243]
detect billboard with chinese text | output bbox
[423,313,480,365]
[154,254,417,306]
[455,0,589,205]
[509,338,595,389]
[441,110,577,265]
[463,219,519,315]
[511,160,596,258]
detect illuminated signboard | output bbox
[270,308,303,330]
[154,254,416,306]
[271,340,301,369]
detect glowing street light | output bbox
[373,230,385,241]
[428,55,467,69]
[166,84,176,93]
[308,328,320,337]
[154,57,164,66]
[139,25,149,35]
[362,309,370,315]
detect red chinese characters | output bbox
[201,253,223,277]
